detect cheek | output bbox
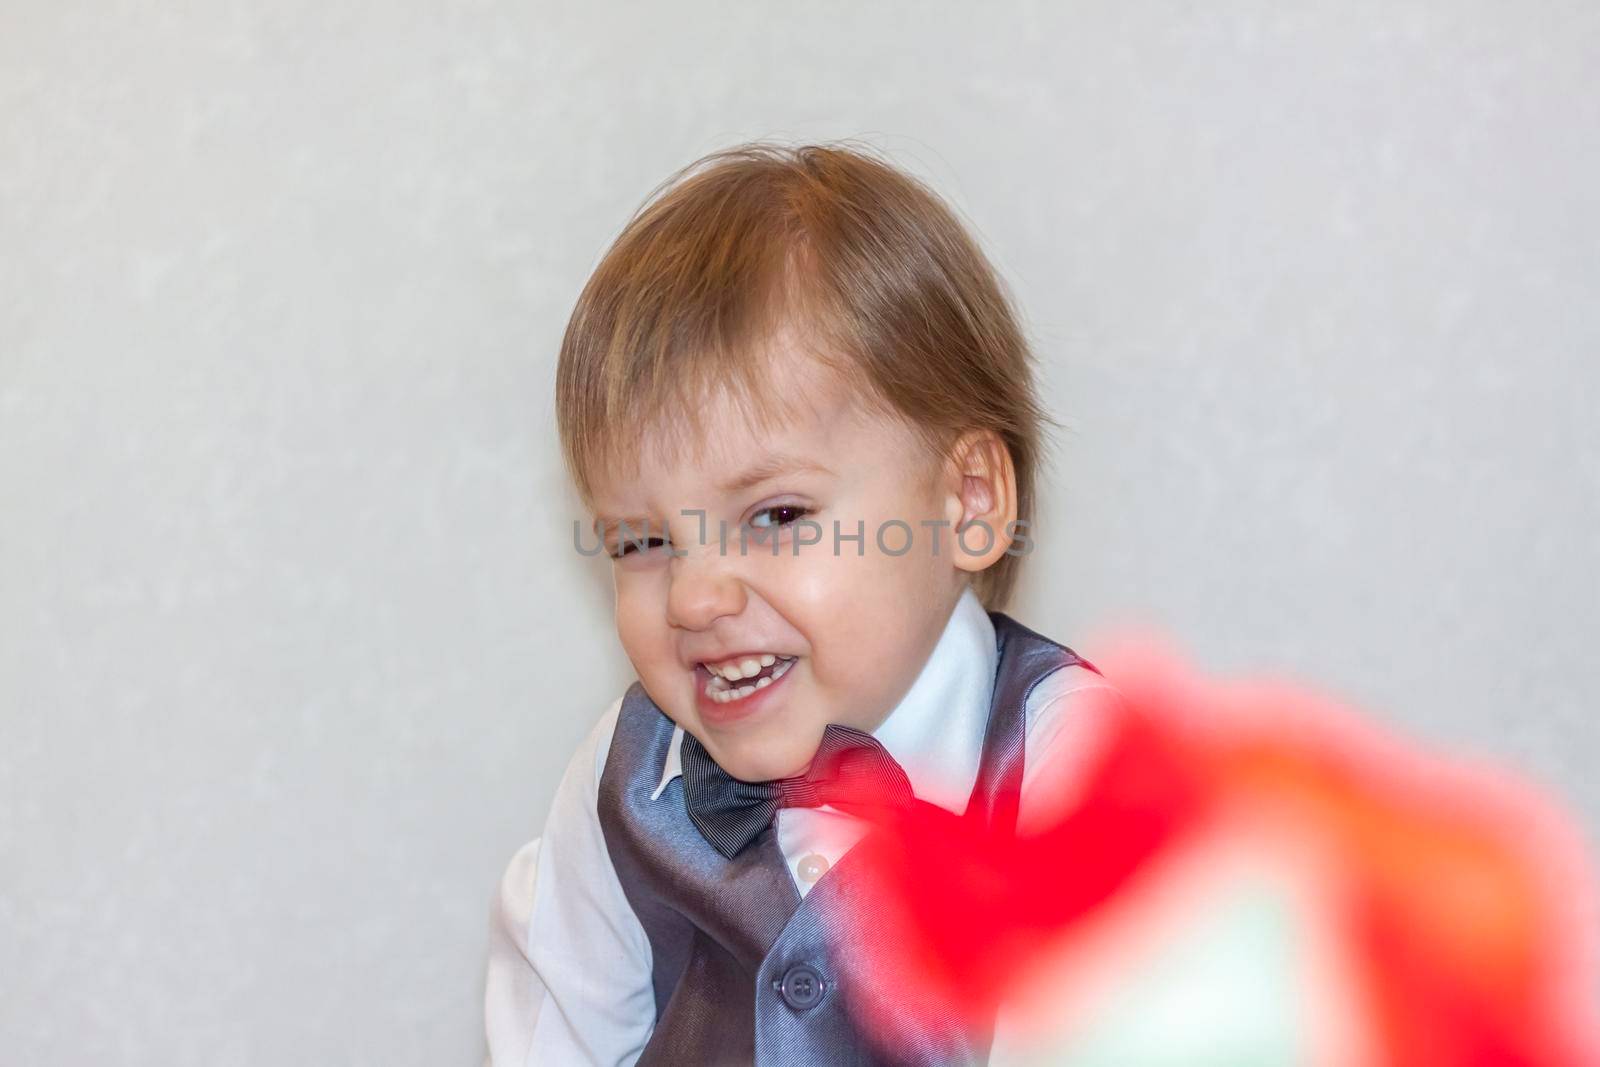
[781,517,948,604]
[775,551,937,679]
[612,573,671,660]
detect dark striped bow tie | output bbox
[680,723,916,859]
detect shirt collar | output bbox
[651,586,998,816]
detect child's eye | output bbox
[747,504,811,531]
[610,536,669,559]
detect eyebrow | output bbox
[591,455,835,528]
[716,455,834,495]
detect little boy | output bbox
[483,143,1120,1065]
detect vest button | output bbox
[776,964,826,1010]
[797,853,830,883]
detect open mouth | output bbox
[699,654,798,704]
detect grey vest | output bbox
[597,612,1094,1066]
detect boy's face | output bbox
[586,336,973,782]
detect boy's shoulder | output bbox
[986,608,1126,742]
[1028,658,1119,720]
[1009,618,1129,806]
[549,693,626,809]
[553,686,678,813]
[989,609,1094,667]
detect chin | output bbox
[713,738,814,784]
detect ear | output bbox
[939,429,1018,576]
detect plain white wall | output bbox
[3,3,1596,1063]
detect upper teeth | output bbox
[704,653,782,680]
[702,654,798,703]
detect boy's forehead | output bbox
[585,349,907,510]
[591,372,838,499]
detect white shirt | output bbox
[483,588,1123,1066]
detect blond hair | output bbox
[555,143,1051,609]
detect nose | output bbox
[666,553,747,632]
